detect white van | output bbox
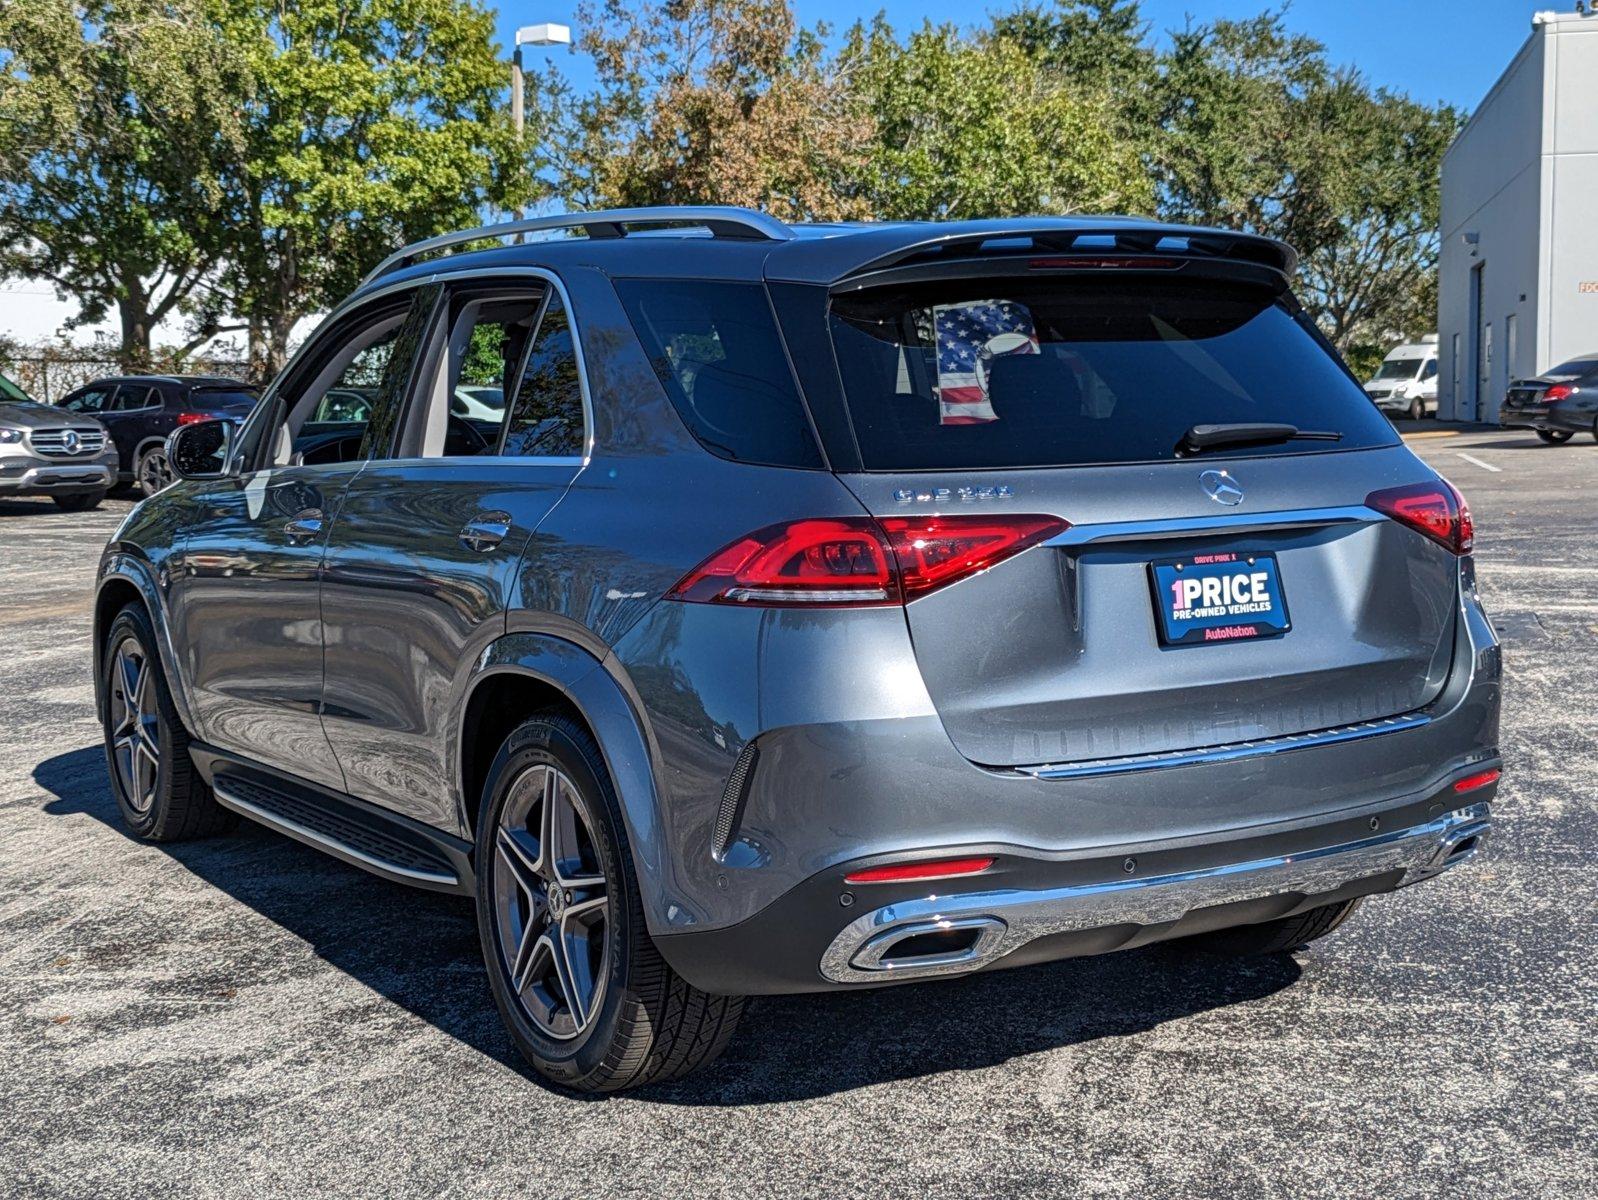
[1364,338,1439,419]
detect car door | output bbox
[169,288,435,791]
[98,382,159,475]
[318,276,587,830]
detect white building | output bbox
[1438,7,1598,422]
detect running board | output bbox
[190,744,474,894]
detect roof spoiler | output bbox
[777,221,1298,287]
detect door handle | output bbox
[283,509,324,545]
[460,512,512,553]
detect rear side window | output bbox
[615,279,823,468]
[501,292,584,457]
[828,277,1398,470]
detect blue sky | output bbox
[493,1,1537,113]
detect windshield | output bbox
[827,276,1397,470]
[1373,357,1423,381]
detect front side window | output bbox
[236,288,433,471]
[616,279,823,468]
[62,387,112,413]
[828,276,1399,470]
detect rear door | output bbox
[818,269,1458,767]
[317,276,586,831]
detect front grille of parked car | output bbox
[29,428,106,457]
[1367,387,1392,399]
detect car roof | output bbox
[363,210,1298,299]
[70,374,254,390]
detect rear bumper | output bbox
[819,799,1489,984]
[0,454,116,495]
[656,776,1497,993]
[1500,405,1590,433]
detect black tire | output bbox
[101,604,236,840]
[52,490,104,512]
[475,712,744,1092]
[135,443,173,497]
[1536,429,1574,444]
[1182,898,1363,957]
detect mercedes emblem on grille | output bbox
[1199,469,1244,506]
[62,430,80,454]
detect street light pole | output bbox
[511,22,572,224]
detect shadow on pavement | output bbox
[35,743,1302,1106]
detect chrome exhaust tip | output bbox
[848,915,1008,976]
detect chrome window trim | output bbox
[1043,504,1378,548]
[1015,712,1433,780]
[240,266,596,471]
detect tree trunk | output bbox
[263,314,297,379]
[116,288,155,372]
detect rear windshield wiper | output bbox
[1176,422,1343,456]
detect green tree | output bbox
[1152,11,1458,354]
[553,0,870,220]
[205,0,516,373]
[844,18,1152,221]
[0,0,247,369]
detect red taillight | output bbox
[176,412,211,426]
[1366,480,1474,555]
[667,514,1068,606]
[1543,384,1574,402]
[1453,768,1501,794]
[844,856,995,884]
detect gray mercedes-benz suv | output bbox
[94,207,1502,1092]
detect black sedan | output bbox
[55,375,260,495]
[1501,353,1598,444]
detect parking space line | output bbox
[1456,452,1502,473]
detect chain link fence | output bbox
[1,352,258,405]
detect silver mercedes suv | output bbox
[94,207,1502,1091]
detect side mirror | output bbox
[167,419,234,481]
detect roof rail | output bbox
[361,205,794,286]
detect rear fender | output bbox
[469,633,686,935]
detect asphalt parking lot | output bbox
[2,427,1594,1199]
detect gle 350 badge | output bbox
[1148,551,1291,647]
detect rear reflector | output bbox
[667,514,1068,606]
[844,856,995,884]
[1365,479,1474,555]
[1452,768,1501,794]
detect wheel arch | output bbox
[460,632,684,935]
[94,557,199,735]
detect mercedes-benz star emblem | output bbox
[1199,469,1244,506]
[63,430,80,454]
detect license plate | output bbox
[1149,551,1291,646]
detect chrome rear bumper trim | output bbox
[819,802,1491,984]
[1016,713,1432,780]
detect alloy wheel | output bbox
[492,764,610,1040]
[108,638,160,814]
[139,449,172,495]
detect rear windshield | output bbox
[828,277,1397,470]
[1546,355,1598,377]
[188,387,259,410]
